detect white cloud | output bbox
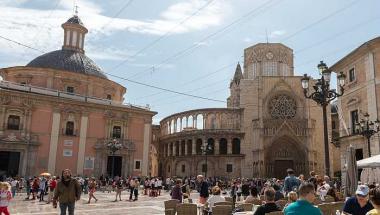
[0,0,230,62]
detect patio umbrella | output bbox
[344,145,358,197]
[40,172,51,177]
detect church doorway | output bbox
[274,160,294,179]
[265,136,307,178]
[107,156,122,177]
[0,151,20,177]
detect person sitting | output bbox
[245,187,260,204]
[367,187,380,215]
[170,179,183,203]
[253,187,281,215]
[283,191,298,211]
[343,185,373,215]
[284,183,322,215]
[206,186,225,212]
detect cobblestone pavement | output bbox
[8,190,198,215]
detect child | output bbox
[0,182,12,215]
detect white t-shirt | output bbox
[10,180,17,187]
[157,180,162,187]
[207,195,225,211]
[0,190,11,207]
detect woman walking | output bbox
[87,178,98,204]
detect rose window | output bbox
[269,95,296,119]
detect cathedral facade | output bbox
[158,43,338,178]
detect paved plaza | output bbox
[8,190,196,215]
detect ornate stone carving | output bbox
[269,95,296,119]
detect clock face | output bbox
[266,52,274,60]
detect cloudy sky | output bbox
[0,0,379,123]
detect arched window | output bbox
[175,141,180,156]
[187,140,192,155]
[219,138,227,155]
[196,139,202,155]
[181,140,186,155]
[196,114,204,129]
[65,121,74,136]
[207,138,215,155]
[112,126,121,138]
[232,138,241,154]
[7,115,20,130]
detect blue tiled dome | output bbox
[27,49,107,79]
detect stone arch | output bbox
[207,138,215,155]
[219,138,227,155]
[175,160,191,177]
[196,138,202,155]
[176,118,181,132]
[232,138,240,154]
[187,139,192,155]
[196,114,204,129]
[188,115,193,128]
[265,135,308,178]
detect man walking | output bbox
[53,169,81,215]
[284,169,300,194]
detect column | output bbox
[194,116,197,129]
[168,143,171,156]
[0,107,5,135]
[215,139,220,155]
[173,142,177,156]
[48,110,61,174]
[192,138,196,155]
[227,138,232,154]
[77,114,88,175]
[179,141,182,156]
[141,121,152,176]
[185,141,188,155]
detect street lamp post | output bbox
[200,141,212,178]
[301,61,346,177]
[356,113,379,157]
[106,139,122,179]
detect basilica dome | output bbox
[26,15,107,79]
[27,49,107,79]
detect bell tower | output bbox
[61,11,88,53]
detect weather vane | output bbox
[73,0,79,16]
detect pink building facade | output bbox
[0,15,156,178]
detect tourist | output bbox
[170,179,182,202]
[156,177,162,196]
[253,187,281,215]
[242,179,250,200]
[10,178,17,198]
[273,183,284,201]
[32,177,39,200]
[230,180,238,203]
[47,176,57,204]
[207,186,225,212]
[0,182,12,215]
[133,179,140,201]
[129,178,135,201]
[197,175,209,204]
[367,187,380,215]
[245,186,260,204]
[114,178,123,201]
[39,177,46,202]
[88,178,98,203]
[284,183,322,215]
[342,185,373,215]
[284,169,300,194]
[283,191,297,211]
[53,169,81,215]
[25,178,32,200]
[298,174,305,184]
[308,171,317,191]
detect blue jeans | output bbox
[59,202,75,215]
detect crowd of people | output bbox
[1,167,380,215]
[167,169,380,215]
